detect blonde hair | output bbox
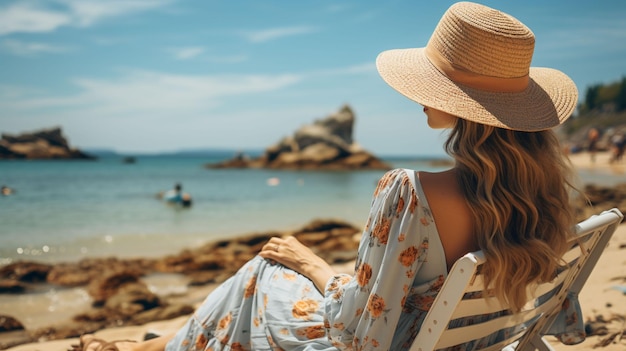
[445,118,577,311]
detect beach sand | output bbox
[5,151,626,351]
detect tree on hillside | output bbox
[583,85,600,113]
[617,76,626,111]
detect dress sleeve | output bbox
[323,169,432,350]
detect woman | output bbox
[73,2,583,350]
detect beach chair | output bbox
[409,208,624,351]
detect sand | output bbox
[6,151,626,351]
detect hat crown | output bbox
[427,2,535,79]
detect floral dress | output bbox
[165,169,584,351]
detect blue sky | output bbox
[1,0,625,156]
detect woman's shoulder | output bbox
[373,168,421,196]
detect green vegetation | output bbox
[562,77,626,136]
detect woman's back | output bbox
[418,169,477,271]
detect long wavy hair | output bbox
[445,118,578,312]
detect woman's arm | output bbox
[258,236,339,293]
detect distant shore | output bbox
[3,151,626,351]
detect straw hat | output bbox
[376,2,578,131]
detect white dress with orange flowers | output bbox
[165,168,584,351]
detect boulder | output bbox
[0,127,96,160]
[0,315,24,332]
[0,261,51,283]
[206,105,391,170]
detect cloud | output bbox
[0,0,172,36]
[1,39,70,56]
[243,26,317,43]
[1,61,374,116]
[0,2,70,35]
[170,46,205,60]
[1,69,303,114]
[62,0,172,27]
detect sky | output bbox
[1,0,626,156]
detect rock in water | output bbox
[206,105,391,170]
[0,127,95,160]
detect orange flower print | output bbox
[409,190,418,213]
[356,263,372,287]
[333,322,345,331]
[195,334,208,350]
[414,295,435,310]
[399,246,419,267]
[217,312,232,331]
[253,317,260,327]
[420,217,429,226]
[333,289,343,300]
[431,275,445,291]
[297,324,326,339]
[219,334,230,345]
[283,272,297,281]
[398,232,405,242]
[355,308,363,317]
[264,295,269,308]
[280,328,290,335]
[244,275,257,298]
[339,275,351,285]
[372,339,380,347]
[231,342,246,351]
[374,171,395,197]
[396,196,405,216]
[324,319,331,329]
[372,216,390,245]
[366,294,387,318]
[292,298,319,320]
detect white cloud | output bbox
[206,54,248,64]
[170,46,205,60]
[1,39,70,55]
[0,0,172,36]
[0,2,70,35]
[243,26,317,43]
[61,0,172,27]
[1,70,303,114]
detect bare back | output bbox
[418,170,477,271]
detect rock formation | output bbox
[207,105,391,170]
[0,127,95,160]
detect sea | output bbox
[0,153,451,266]
[0,152,623,330]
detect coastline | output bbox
[3,151,625,351]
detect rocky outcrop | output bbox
[0,127,95,160]
[572,183,626,223]
[207,105,391,170]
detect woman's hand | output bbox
[259,236,337,293]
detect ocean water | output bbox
[0,155,449,266]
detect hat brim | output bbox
[376,48,578,131]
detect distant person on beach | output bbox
[609,132,625,163]
[588,127,600,163]
[72,3,584,351]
